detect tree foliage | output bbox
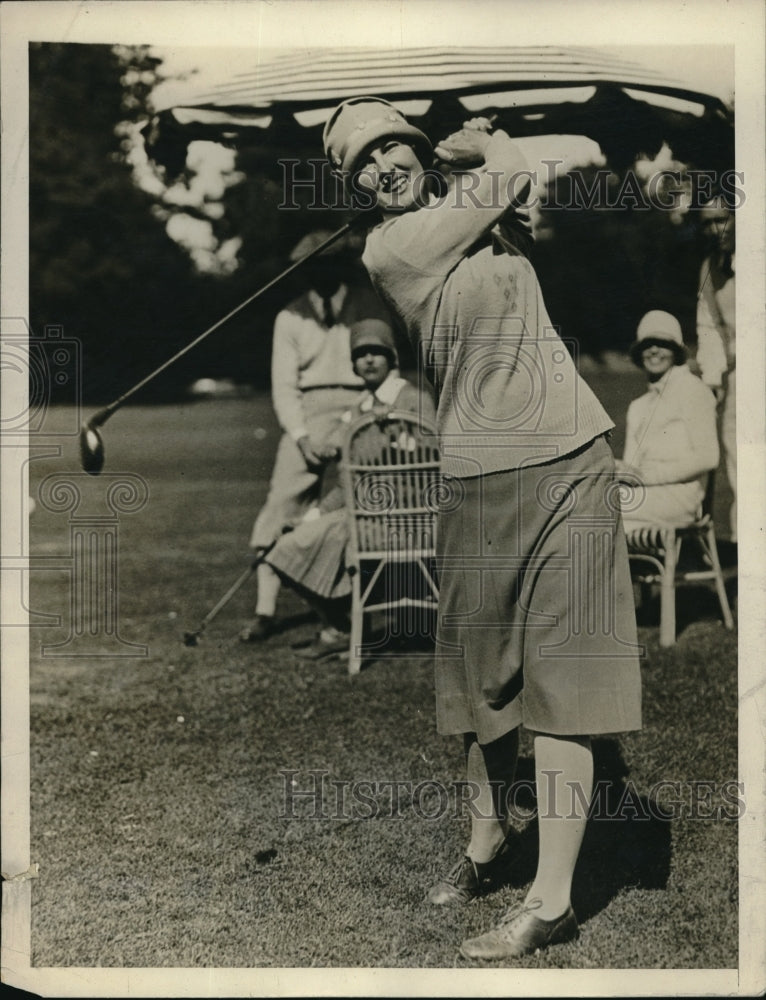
[29,43,241,402]
[29,43,729,402]
[532,164,713,359]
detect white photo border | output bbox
[2,1,764,996]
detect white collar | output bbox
[359,371,406,410]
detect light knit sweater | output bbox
[363,131,613,478]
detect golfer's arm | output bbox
[429,131,530,259]
[483,130,529,198]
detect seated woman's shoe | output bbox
[293,626,349,661]
[427,835,516,905]
[460,897,578,960]
[239,615,275,642]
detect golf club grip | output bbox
[100,219,358,415]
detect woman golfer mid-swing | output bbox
[323,98,642,961]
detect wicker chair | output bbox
[340,409,441,674]
[625,473,734,646]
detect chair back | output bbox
[341,410,441,564]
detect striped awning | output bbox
[172,45,723,111]
[145,46,731,174]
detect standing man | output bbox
[240,231,393,642]
[696,197,736,541]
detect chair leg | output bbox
[659,531,677,647]
[705,526,735,630]
[347,572,363,675]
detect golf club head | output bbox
[79,422,105,475]
[183,631,202,647]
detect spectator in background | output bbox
[264,319,435,661]
[240,232,393,642]
[695,197,736,541]
[617,310,719,532]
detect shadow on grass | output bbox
[272,609,320,637]
[713,540,738,571]
[354,609,439,669]
[574,738,672,921]
[507,739,672,923]
[635,579,738,637]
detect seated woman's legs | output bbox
[288,578,350,634]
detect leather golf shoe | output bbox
[427,835,515,905]
[460,897,578,961]
[239,615,275,642]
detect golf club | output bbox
[79,219,358,475]
[182,554,265,646]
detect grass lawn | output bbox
[26,370,738,969]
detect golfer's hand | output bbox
[296,435,325,470]
[434,127,492,168]
[712,385,725,404]
[463,116,495,132]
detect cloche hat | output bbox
[629,310,687,367]
[323,97,432,177]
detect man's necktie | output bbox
[322,297,335,327]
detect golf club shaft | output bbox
[90,220,357,427]
[199,559,261,628]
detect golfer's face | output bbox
[356,140,428,214]
[641,345,675,379]
[353,348,391,390]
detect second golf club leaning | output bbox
[79,220,358,475]
[182,555,265,646]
